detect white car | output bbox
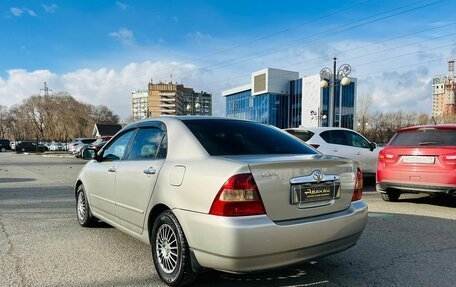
[285,127,381,175]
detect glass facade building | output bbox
[224,70,356,130]
[226,90,289,128]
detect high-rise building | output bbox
[147,81,212,116]
[184,91,212,116]
[131,90,149,121]
[432,58,456,117]
[222,68,357,129]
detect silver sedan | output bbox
[75,117,368,287]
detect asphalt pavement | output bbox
[0,152,455,287]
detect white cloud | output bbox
[10,7,23,16]
[186,32,212,42]
[42,4,58,13]
[25,8,37,17]
[0,61,219,120]
[116,1,127,10]
[109,28,135,45]
[10,7,37,17]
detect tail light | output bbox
[309,144,320,149]
[441,153,456,166]
[378,150,398,165]
[209,173,266,216]
[352,168,363,201]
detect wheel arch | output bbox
[74,180,83,199]
[147,203,171,239]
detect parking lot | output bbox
[0,152,455,287]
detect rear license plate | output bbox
[402,156,435,164]
[291,183,337,204]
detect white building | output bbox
[131,90,149,121]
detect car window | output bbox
[102,130,136,161]
[320,130,349,146]
[182,119,317,156]
[127,128,166,160]
[286,130,315,142]
[82,139,96,144]
[389,129,456,146]
[344,131,370,148]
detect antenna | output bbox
[40,82,53,96]
[448,58,455,77]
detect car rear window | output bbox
[285,130,315,142]
[182,119,318,156]
[82,139,96,144]
[389,128,456,146]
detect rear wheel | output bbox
[76,184,97,227]
[151,210,197,287]
[381,190,401,202]
[0,147,6,152]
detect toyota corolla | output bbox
[75,117,368,287]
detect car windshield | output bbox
[389,128,456,146]
[182,119,318,156]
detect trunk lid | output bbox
[218,154,358,221]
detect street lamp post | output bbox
[319,57,352,127]
[310,108,327,127]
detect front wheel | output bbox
[151,210,197,287]
[76,184,97,227]
[381,190,401,202]
[0,147,6,152]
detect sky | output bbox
[0,0,455,120]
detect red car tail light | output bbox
[352,168,363,201]
[209,173,266,216]
[379,150,397,165]
[441,153,456,166]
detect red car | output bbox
[376,124,456,201]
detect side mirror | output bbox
[82,148,97,160]
[369,142,377,151]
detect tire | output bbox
[151,210,197,287]
[381,190,401,202]
[76,184,97,227]
[0,147,6,152]
[21,148,25,152]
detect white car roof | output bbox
[285,127,355,133]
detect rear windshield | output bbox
[285,130,315,142]
[82,139,96,144]
[182,119,318,156]
[389,129,456,146]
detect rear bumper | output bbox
[174,200,368,273]
[377,181,456,194]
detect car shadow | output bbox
[399,193,456,208]
[0,177,36,183]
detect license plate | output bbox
[402,156,435,164]
[291,183,336,204]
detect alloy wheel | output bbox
[155,224,179,273]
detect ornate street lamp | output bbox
[310,109,327,127]
[319,57,352,127]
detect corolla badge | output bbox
[262,171,278,177]
[312,170,324,183]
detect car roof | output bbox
[397,124,456,132]
[285,127,355,133]
[124,116,258,130]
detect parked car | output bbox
[76,117,367,286]
[68,138,96,154]
[50,142,65,151]
[15,141,49,153]
[285,127,380,175]
[377,124,456,202]
[0,139,11,152]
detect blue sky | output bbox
[1,0,455,119]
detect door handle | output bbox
[143,167,156,175]
[107,167,116,173]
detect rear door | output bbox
[115,125,167,234]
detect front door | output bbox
[86,129,136,220]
